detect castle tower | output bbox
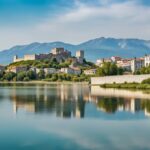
[76,50,84,64]
[76,50,84,58]
[13,55,18,62]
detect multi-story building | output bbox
[44,68,57,75]
[111,56,122,62]
[61,68,74,74]
[71,67,81,75]
[131,57,144,73]
[61,67,81,75]
[7,66,28,73]
[144,55,150,67]
[116,59,132,71]
[96,58,112,67]
[84,69,97,75]
[0,65,5,72]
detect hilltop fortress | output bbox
[13,48,73,63]
[14,48,84,64]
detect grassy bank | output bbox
[0,80,89,85]
[100,83,150,89]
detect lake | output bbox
[0,83,150,150]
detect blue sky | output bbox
[0,0,150,49]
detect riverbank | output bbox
[0,80,89,85]
[100,83,150,89]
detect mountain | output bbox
[0,37,150,65]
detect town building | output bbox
[71,67,81,75]
[7,66,28,73]
[131,57,144,73]
[96,58,112,67]
[111,56,122,62]
[144,55,150,67]
[116,59,131,71]
[60,67,81,75]
[61,68,74,74]
[44,68,57,75]
[0,65,5,72]
[84,69,97,75]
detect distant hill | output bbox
[0,37,150,65]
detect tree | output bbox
[4,72,16,81]
[17,71,26,81]
[26,70,36,80]
[37,69,45,79]
[97,62,124,76]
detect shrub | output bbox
[142,78,150,84]
[23,77,30,81]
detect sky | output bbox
[0,0,150,50]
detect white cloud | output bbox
[35,0,150,41]
[0,0,150,49]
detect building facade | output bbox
[13,47,72,63]
[84,69,97,75]
[7,66,28,73]
[0,65,5,72]
[131,58,144,73]
[144,55,150,67]
[44,68,57,75]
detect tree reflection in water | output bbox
[0,84,150,118]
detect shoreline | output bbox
[100,83,150,89]
[0,81,89,85]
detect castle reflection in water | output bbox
[6,84,150,118]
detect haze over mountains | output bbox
[0,37,150,65]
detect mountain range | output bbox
[0,37,150,65]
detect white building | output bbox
[84,69,97,75]
[96,58,112,67]
[61,67,81,75]
[131,58,144,73]
[144,55,150,67]
[44,68,57,75]
[6,66,27,73]
[116,59,131,71]
[72,67,81,75]
[0,65,5,72]
[61,68,74,74]
[111,56,122,62]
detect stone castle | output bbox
[13,48,84,64]
[14,48,72,63]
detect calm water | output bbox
[0,83,150,150]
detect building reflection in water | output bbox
[7,84,150,118]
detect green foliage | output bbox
[23,77,30,81]
[101,83,150,89]
[3,72,16,81]
[17,71,26,81]
[142,78,150,84]
[135,66,150,74]
[26,70,36,80]
[43,73,90,82]
[37,69,45,80]
[0,72,4,79]
[97,62,123,76]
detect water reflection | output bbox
[0,84,150,119]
